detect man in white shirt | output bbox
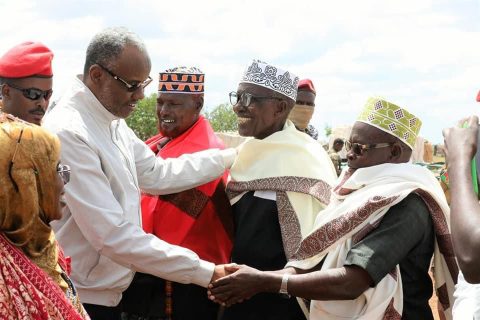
[43,27,236,320]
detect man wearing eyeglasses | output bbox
[0,42,54,126]
[209,97,457,320]
[43,27,237,320]
[217,60,336,320]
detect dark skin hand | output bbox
[443,115,480,283]
[208,264,372,307]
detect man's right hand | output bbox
[443,115,479,164]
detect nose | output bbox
[232,101,245,115]
[37,96,49,110]
[346,150,357,161]
[132,86,145,100]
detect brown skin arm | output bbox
[443,115,480,283]
[208,264,372,307]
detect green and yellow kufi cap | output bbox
[356,97,422,149]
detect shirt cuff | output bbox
[190,259,215,288]
[220,148,237,169]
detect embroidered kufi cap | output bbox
[356,97,422,149]
[240,59,299,101]
[158,66,204,94]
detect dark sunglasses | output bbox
[345,140,394,156]
[7,83,53,101]
[57,164,71,185]
[97,63,152,92]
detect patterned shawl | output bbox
[287,163,457,320]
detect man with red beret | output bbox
[0,41,54,125]
[288,78,319,140]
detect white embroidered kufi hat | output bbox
[240,60,299,101]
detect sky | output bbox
[1,0,479,143]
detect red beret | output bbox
[298,78,316,94]
[0,42,53,78]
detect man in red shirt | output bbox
[121,66,233,320]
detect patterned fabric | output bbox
[158,66,204,94]
[240,60,299,101]
[356,97,422,149]
[141,116,232,265]
[287,163,457,320]
[0,233,88,319]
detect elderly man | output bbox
[0,42,54,125]
[288,78,318,139]
[210,97,458,320]
[43,27,236,320]
[221,60,337,320]
[120,66,233,320]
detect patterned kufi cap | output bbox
[240,60,299,101]
[158,66,204,94]
[356,97,422,149]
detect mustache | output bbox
[29,106,46,115]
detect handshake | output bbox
[208,263,275,307]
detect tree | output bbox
[324,123,332,137]
[126,93,157,141]
[203,103,238,132]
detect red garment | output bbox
[0,234,86,319]
[141,116,232,264]
[0,42,53,78]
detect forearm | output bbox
[260,266,369,301]
[449,156,480,282]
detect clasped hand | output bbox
[208,264,263,307]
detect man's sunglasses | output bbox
[345,140,394,156]
[6,83,53,101]
[97,63,152,92]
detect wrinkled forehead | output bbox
[237,82,276,96]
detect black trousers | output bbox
[83,303,121,320]
[120,272,219,320]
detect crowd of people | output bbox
[0,26,478,320]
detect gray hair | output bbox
[83,27,149,75]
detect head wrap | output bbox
[298,79,316,94]
[158,66,204,94]
[240,59,299,101]
[0,112,61,256]
[0,42,54,78]
[356,97,422,149]
[288,105,314,131]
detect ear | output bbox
[1,84,10,99]
[390,142,403,160]
[274,99,288,117]
[196,95,204,112]
[88,65,104,85]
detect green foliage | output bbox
[203,103,238,132]
[126,93,158,141]
[324,123,332,137]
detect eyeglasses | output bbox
[57,164,71,185]
[229,91,283,107]
[97,63,152,92]
[6,83,53,101]
[345,140,394,156]
[8,127,24,192]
